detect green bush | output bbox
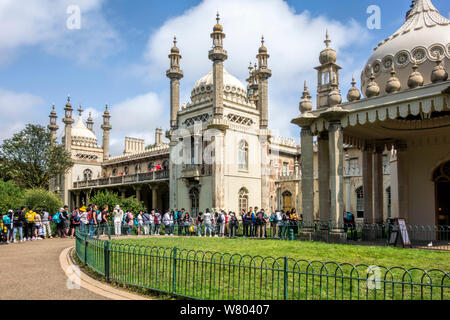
[90,190,146,216]
[23,188,63,214]
[0,179,24,213]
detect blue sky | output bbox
[0,0,449,155]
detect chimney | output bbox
[155,128,163,146]
[123,137,145,155]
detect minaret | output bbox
[48,104,59,144]
[314,30,342,109]
[166,36,184,129]
[86,112,94,132]
[256,36,272,129]
[101,105,112,161]
[62,96,74,152]
[208,13,228,117]
[246,62,259,105]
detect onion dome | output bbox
[365,71,380,98]
[431,55,449,83]
[408,62,424,89]
[347,77,361,102]
[299,81,313,113]
[259,36,268,53]
[328,85,342,107]
[213,12,223,32]
[361,0,450,96]
[319,30,337,65]
[171,36,179,53]
[72,115,98,143]
[386,66,402,93]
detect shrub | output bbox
[0,179,24,213]
[23,188,63,214]
[90,190,146,216]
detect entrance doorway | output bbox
[433,161,450,227]
[282,191,292,213]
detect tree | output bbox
[0,179,24,213]
[90,190,146,218]
[0,124,73,189]
[23,189,63,214]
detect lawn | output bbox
[112,236,450,271]
[78,235,450,300]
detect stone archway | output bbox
[433,161,450,226]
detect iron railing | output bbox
[75,228,449,300]
[84,220,450,251]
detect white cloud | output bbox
[0,88,45,140]
[0,0,120,64]
[142,0,371,139]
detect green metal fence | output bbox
[75,228,450,300]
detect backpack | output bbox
[97,212,102,222]
[270,213,278,223]
[256,212,264,224]
[125,214,131,223]
[218,214,224,224]
[52,213,61,224]
[3,215,11,225]
[73,211,80,222]
[154,214,160,224]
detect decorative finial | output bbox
[386,65,401,94]
[78,105,83,116]
[408,60,424,89]
[105,104,109,111]
[431,53,448,83]
[366,68,380,98]
[173,36,177,46]
[261,35,265,46]
[299,81,312,113]
[216,12,220,24]
[52,104,55,110]
[347,76,361,102]
[324,29,331,48]
[67,95,70,102]
[304,80,307,91]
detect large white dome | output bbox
[71,116,98,144]
[190,68,248,104]
[361,0,450,96]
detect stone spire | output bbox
[166,36,184,129]
[299,81,313,114]
[209,12,228,117]
[246,62,259,104]
[365,70,380,98]
[327,74,342,107]
[86,112,94,132]
[48,104,59,144]
[62,95,74,151]
[256,35,272,129]
[101,105,112,161]
[347,77,361,102]
[315,30,342,109]
[431,54,449,83]
[407,62,424,89]
[386,66,402,93]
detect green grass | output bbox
[112,236,449,271]
[77,235,450,300]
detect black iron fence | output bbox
[75,228,450,300]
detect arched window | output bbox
[238,187,249,213]
[356,186,364,218]
[238,140,248,171]
[189,187,200,217]
[124,166,129,175]
[135,164,140,174]
[112,168,117,176]
[148,162,154,172]
[163,160,169,171]
[83,169,93,181]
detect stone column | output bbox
[260,134,270,211]
[170,80,180,128]
[318,132,330,223]
[85,192,90,206]
[169,140,178,210]
[392,142,409,221]
[328,121,345,239]
[152,187,158,211]
[373,145,384,224]
[134,186,142,202]
[300,126,314,232]
[75,191,81,209]
[362,143,374,224]
[120,188,126,200]
[212,131,225,210]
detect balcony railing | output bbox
[73,170,170,189]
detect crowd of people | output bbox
[0,204,309,243]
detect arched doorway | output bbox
[433,161,450,226]
[282,191,292,213]
[189,187,200,217]
[355,186,364,219]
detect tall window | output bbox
[189,188,200,217]
[238,188,249,213]
[83,169,93,181]
[386,187,391,218]
[356,186,364,218]
[282,162,288,176]
[238,140,248,171]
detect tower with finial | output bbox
[208,12,228,117]
[246,62,259,105]
[48,104,59,144]
[299,81,313,114]
[166,36,184,129]
[256,35,272,129]
[101,105,112,161]
[314,30,342,109]
[62,95,74,151]
[347,77,361,102]
[86,112,94,132]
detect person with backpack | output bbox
[136,211,143,235]
[79,206,89,231]
[41,209,53,239]
[34,211,43,240]
[270,210,279,239]
[69,208,81,238]
[289,208,299,237]
[242,210,251,237]
[255,209,266,238]
[196,212,204,237]
[162,210,172,236]
[203,209,213,237]
[124,210,133,235]
[12,207,26,243]
[142,210,150,235]
[53,208,65,238]
[176,209,184,236]
[218,210,226,237]
[24,206,37,241]
[229,212,239,238]
[154,210,161,235]
[3,210,13,243]
[62,206,71,237]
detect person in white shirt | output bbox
[203,209,213,237]
[149,212,155,235]
[136,211,144,235]
[162,211,173,236]
[41,209,53,239]
[113,205,124,236]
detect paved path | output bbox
[0,238,106,300]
